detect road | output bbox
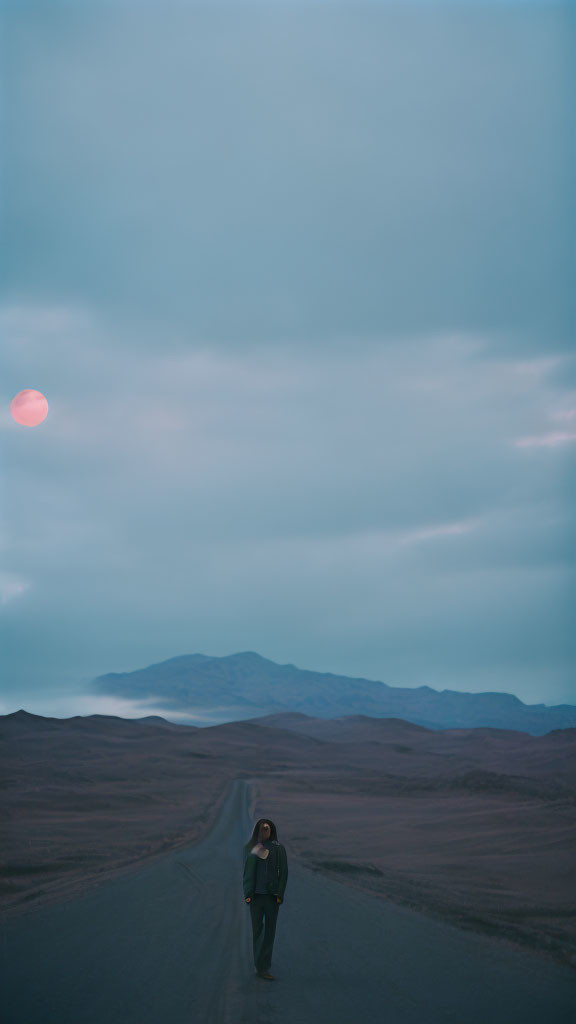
[1,777,575,1023]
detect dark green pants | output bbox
[249,894,280,973]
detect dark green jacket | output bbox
[243,840,288,903]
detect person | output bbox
[242,818,288,980]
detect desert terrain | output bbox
[3,778,576,1024]
[1,709,574,971]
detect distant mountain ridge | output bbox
[91,651,576,735]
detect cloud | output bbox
[2,312,573,704]
[513,432,576,448]
[513,357,568,379]
[0,573,30,605]
[397,520,478,545]
[0,303,88,339]
[0,691,225,724]
[550,407,576,422]
[1,0,573,708]
[4,3,572,349]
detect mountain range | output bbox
[92,651,576,734]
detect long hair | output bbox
[245,818,278,853]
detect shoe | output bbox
[257,971,275,980]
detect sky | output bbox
[1,0,575,719]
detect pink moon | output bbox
[10,389,49,427]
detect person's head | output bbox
[246,818,278,847]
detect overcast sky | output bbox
[1,1,574,719]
